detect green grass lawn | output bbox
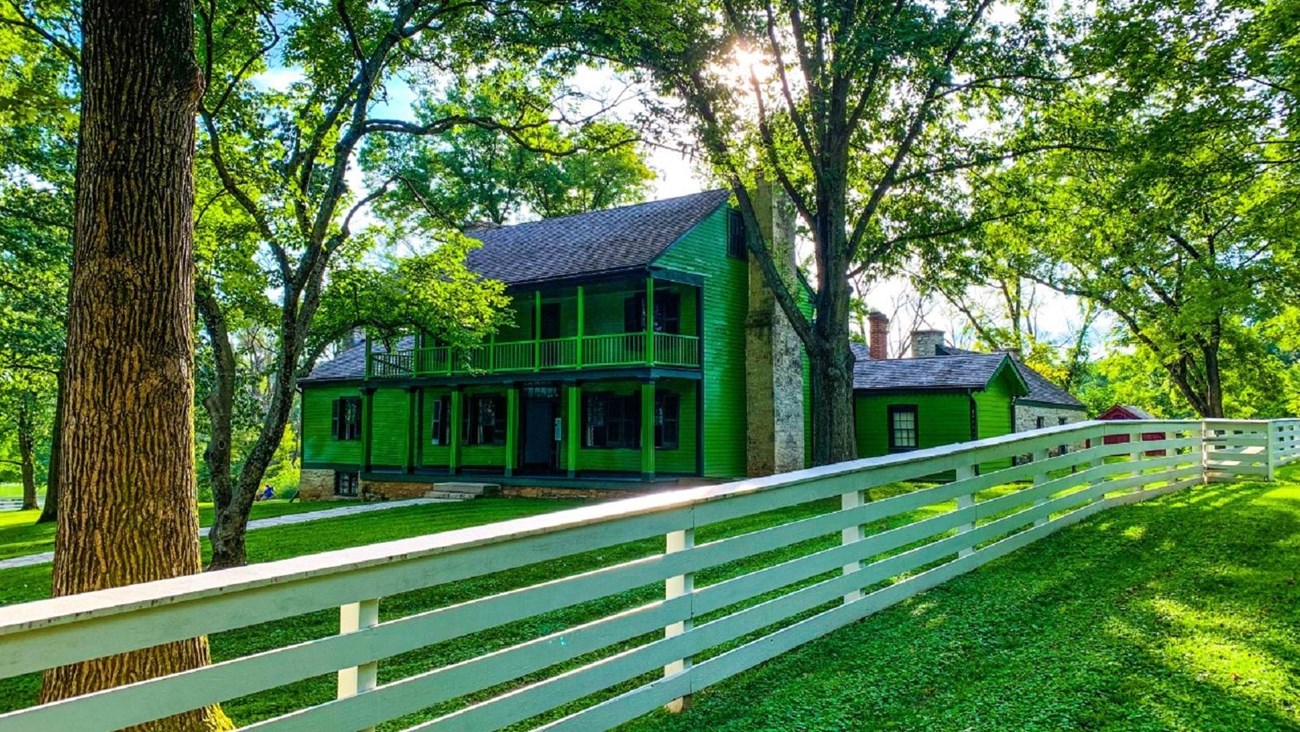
[0,498,353,561]
[628,478,1300,732]
[1,475,1297,731]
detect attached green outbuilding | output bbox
[850,344,1029,468]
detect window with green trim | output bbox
[887,405,918,452]
[584,392,641,448]
[331,397,361,441]
[463,394,506,446]
[655,392,680,449]
[429,395,451,445]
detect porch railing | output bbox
[369,333,701,377]
[2,419,1296,731]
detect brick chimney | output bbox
[911,330,945,358]
[868,310,889,360]
[745,180,805,477]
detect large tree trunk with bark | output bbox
[18,398,37,511]
[40,0,230,727]
[36,372,64,523]
[808,259,858,467]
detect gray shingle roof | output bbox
[853,351,1021,392]
[464,189,731,285]
[302,336,412,383]
[935,344,1083,408]
[1014,363,1086,409]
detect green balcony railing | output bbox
[368,333,700,378]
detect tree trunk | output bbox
[36,371,64,524]
[808,249,858,467]
[40,0,230,727]
[18,399,37,511]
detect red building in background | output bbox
[1096,404,1167,454]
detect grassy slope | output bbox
[0,476,1297,730]
[628,478,1300,732]
[0,498,347,561]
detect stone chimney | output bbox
[911,329,945,358]
[745,180,805,477]
[868,310,889,360]
[996,347,1023,361]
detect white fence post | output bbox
[841,488,865,603]
[954,464,976,558]
[664,527,695,713]
[1032,447,1050,527]
[1266,421,1278,481]
[337,598,379,732]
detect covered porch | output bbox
[367,272,704,378]
[360,376,702,483]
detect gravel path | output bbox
[0,498,440,571]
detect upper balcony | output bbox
[365,277,702,379]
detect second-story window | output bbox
[727,209,747,259]
[623,291,681,334]
[429,395,451,445]
[540,302,561,340]
[331,397,361,441]
[463,394,506,446]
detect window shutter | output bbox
[331,399,341,440]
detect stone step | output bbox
[427,482,501,497]
[424,491,478,501]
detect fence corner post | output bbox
[664,525,695,713]
[338,598,380,732]
[841,487,865,603]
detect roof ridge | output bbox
[465,189,730,235]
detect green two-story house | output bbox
[298,188,811,499]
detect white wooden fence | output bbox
[1,418,1297,731]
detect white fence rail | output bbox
[1,418,1298,731]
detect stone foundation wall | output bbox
[501,486,635,500]
[1016,405,1088,434]
[1016,405,1090,456]
[298,469,335,501]
[360,478,432,500]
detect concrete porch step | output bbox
[424,491,478,501]
[426,482,501,497]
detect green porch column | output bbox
[576,285,585,369]
[360,387,374,474]
[567,383,582,478]
[534,290,542,372]
[449,388,463,475]
[641,380,656,480]
[505,386,519,476]
[645,276,655,365]
[405,386,419,474]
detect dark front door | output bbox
[522,398,556,470]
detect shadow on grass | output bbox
[623,481,1300,732]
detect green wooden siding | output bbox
[369,388,410,468]
[653,206,748,478]
[972,365,1020,471]
[854,392,974,458]
[301,385,362,465]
